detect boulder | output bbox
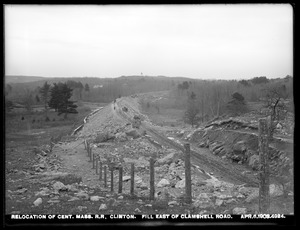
[122,176,131,182]
[231,154,244,162]
[115,132,128,142]
[137,182,148,190]
[95,132,115,143]
[35,188,50,196]
[233,141,247,154]
[99,204,107,210]
[68,197,80,202]
[75,191,89,200]
[215,199,224,206]
[125,129,141,139]
[107,198,117,207]
[225,198,237,204]
[198,142,206,148]
[156,151,180,166]
[65,184,79,192]
[270,184,284,197]
[53,181,67,191]
[135,208,141,212]
[90,196,104,202]
[157,179,170,188]
[168,200,179,206]
[248,154,260,170]
[33,198,42,206]
[157,188,170,200]
[15,188,28,195]
[276,123,283,130]
[232,207,247,215]
[134,176,143,184]
[238,186,258,196]
[53,173,82,185]
[193,193,214,209]
[175,179,185,189]
[168,188,183,199]
[177,130,185,138]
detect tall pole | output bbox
[184,143,192,204]
[118,166,123,193]
[130,163,135,196]
[150,158,155,200]
[258,118,270,213]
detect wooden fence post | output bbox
[92,152,95,168]
[118,166,123,193]
[89,148,92,162]
[184,143,192,204]
[87,141,90,157]
[104,165,107,187]
[111,167,114,192]
[95,159,98,174]
[258,118,270,213]
[130,163,134,196]
[84,139,87,150]
[150,158,155,200]
[99,161,102,181]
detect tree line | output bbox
[181,76,293,128]
[5,81,92,120]
[5,75,293,125]
[138,75,293,128]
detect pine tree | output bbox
[51,83,78,119]
[48,83,61,112]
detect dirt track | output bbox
[113,97,259,187]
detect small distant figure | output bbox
[21,116,24,121]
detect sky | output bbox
[5,4,293,80]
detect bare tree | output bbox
[23,90,34,113]
[263,84,289,139]
[184,92,200,127]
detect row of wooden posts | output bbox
[83,139,192,203]
[79,117,270,211]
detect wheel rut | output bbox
[114,99,258,187]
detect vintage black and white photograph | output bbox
[4,4,294,225]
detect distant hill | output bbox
[5,75,47,84]
[5,74,292,107]
[5,74,194,85]
[5,75,183,103]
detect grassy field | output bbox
[141,106,185,127]
[5,102,110,214]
